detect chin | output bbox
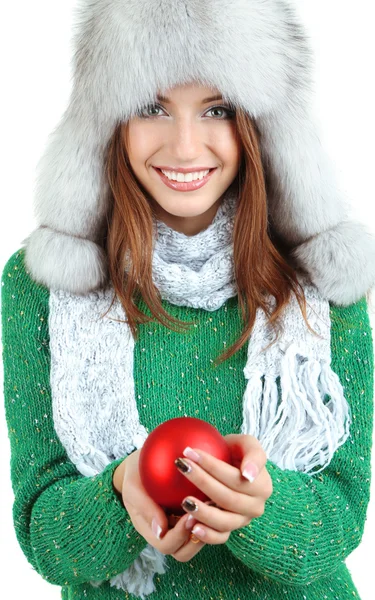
[156,198,218,217]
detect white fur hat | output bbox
[22,0,375,304]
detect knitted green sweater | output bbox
[1,248,374,600]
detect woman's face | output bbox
[125,83,242,235]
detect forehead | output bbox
[156,83,224,104]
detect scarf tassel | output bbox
[108,546,167,599]
[75,448,111,477]
[241,342,352,475]
[89,546,167,599]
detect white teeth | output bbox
[160,169,210,182]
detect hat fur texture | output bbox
[22,0,375,304]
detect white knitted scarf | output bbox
[48,188,352,599]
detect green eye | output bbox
[138,104,165,118]
[205,105,235,119]
[146,105,161,116]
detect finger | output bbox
[122,479,170,541]
[181,495,248,532]
[223,433,268,482]
[168,512,197,530]
[182,437,267,490]
[157,512,204,556]
[188,522,231,546]
[175,456,268,515]
[170,525,207,562]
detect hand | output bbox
[112,449,205,562]
[174,433,273,545]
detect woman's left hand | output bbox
[173,433,273,545]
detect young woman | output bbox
[2,1,375,599]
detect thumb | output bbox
[122,450,171,539]
[150,509,169,540]
[128,486,171,540]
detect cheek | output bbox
[127,123,159,167]
[211,126,241,170]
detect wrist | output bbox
[113,460,126,496]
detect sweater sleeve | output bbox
[224,297,374,586]
[1,249,148,588]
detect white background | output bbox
[0,1,374,598]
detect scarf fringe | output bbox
[240,342,352,474]
[75,448,111,477]
[90,545,168,600]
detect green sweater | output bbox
[1,248,374,600]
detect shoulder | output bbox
[329,297,373,374]
[297,271,372,337]
[2,247,25,282]
[329,297,372,333]
[1,247,50,324]
[2,247,48,291]
[296,270,374,362]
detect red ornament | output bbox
[139,416,232,515]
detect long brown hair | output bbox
[102,107,317,365]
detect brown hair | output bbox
[102,107,317,366]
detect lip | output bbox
[154,166,216,173]
[153,167,217,192]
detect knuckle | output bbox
[122,497,135,513]
[220,531,230,543]
[257,448,267,468]
[265,477,273,498]
[252,436,266,455]
[252,503,265,518]
[224,489,239,507]
[171,554,186,563]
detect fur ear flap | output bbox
[22,228,109,295]
[290,222,375,305]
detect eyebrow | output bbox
[156,94,224,104]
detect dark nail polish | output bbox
[182,498,198,512]
[175,457,192,473]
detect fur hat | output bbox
[22,0,375,305]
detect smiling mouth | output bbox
[153,166,217,191]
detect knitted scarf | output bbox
[48,188,352,599]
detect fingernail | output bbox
[192,525,205,538]
[182,498,198,512]
[175,457,192,474]
[185,514,196,529]
[183,446,201,462]
[152,517,162,540]
[242,462,259,482]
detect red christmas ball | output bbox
[139,417,232,515]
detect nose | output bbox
[167,116,205,163]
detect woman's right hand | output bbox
[113,449,205,562]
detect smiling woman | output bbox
[2,1,375,600]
